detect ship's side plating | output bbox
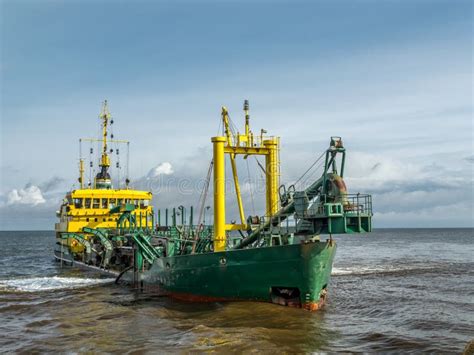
[141,240,336,310]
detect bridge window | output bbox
[84,198,91,209]
[74,198,83,208]
[101,198,108,209]
[109,198,116,208]
[93,198,100,209]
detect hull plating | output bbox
[140,240,336,310]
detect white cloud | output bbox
[147,162,174,178]
[40,176,66,193]
[7,185,46,206]
[1,148,472,230]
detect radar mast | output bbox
[94,100,113,189]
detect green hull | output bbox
[140,239,336,310]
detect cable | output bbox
[197,160,214,225]
[254,156,266,178]
[293,151,325,187]
[126,142,130,185]
[216,117,222,136]
[246,159,256,215]
[227,114,238,138]
[299,159,325,189]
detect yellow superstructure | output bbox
[55,100,154,246]
[55,189,153,234]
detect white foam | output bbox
[331,264,435,276]
[0,276,115,292]
[331,266,386,276]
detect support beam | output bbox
[264,138,280,217]
[212,137,227,251]
[224,146,270,155]
[225,224,247,231]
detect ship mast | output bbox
[77,101,130,190]
[100,100,111,170]
[94,100,113,189]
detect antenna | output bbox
[244,99,250,137]
[126,142,130,188]
[78,139,84,189]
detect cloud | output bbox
[39,176,66,193]
[146,162,174,178]
[373,200,473,228]
[124,142,474,228]
[7,185,46,206]
[278,144,473,227]
[339,151,473,226]
[1,143,472,230]
[0,181,66,229]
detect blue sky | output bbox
[1,0,472,230]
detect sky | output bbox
[0,0,472,230]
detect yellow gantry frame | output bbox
[212,106,280,252]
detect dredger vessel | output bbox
[55,100,372,310]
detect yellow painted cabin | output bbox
[55,189,153,235]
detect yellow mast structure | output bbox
[79,159,85,189]
[77,100,129,190]
[89,100,119,189]
[78,133,129,190]
[212,100,280,252]
[99,100,111,173]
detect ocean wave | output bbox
[0,276,115,292]
[331,265,436,276]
